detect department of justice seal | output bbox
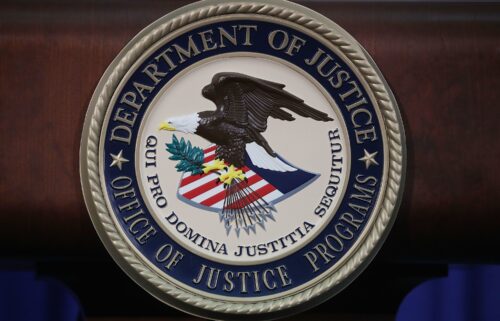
[80,0,406,319]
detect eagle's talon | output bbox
[218,164,246,186]
[202,159,226,174]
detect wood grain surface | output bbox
[1,1,499,263]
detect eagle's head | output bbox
[159,113,200,134]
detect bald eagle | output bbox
[160,72,332,169]
[159,72,332,234]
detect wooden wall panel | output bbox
[1,1,499,263]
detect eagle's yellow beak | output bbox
[159,121,176,131]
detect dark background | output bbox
[0,1,499,320]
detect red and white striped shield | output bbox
[177,145,284,212]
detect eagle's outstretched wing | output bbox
[204,72,333,155]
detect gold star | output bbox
[359,149,379,169]
[110,150,129,170]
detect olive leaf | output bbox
[165,134,204,175]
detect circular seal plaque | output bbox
[80,0,405,319]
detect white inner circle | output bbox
[137,56,348,265]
